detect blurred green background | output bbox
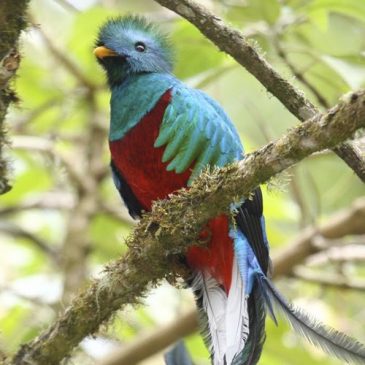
[1,0,365,364]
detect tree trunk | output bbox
[0,0,29,194]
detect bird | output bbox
[94,15,365,365]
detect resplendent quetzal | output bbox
[94,16,365,365]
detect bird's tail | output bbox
[256,274,365,364]
[190,255,264,365]
[232,284,266,365]
[192,260,249,365]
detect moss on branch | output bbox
[7,89,365,365]
[0,0,29,194]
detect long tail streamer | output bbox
[258,275,365,364]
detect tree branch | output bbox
[0,192,75,216]
[0,0,30,194]
[7,89,365,365]
[152,0,365,182]
[272,38,331,109]
[0,221,59,263]
[273,196,365,277]
[98,198,365,365]
[97,310,198,365]
[293,268,365,292]
[307,243,365,266]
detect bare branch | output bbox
[52,0,80,13]
[0,221,59,263]
[7,89,365,365]
[97,310,198,365]
[273,39,330,109]
[0,192,75,216]
[293,268,365,292]
[307,243,365,266]
[152,0,365,181]
[273,196,365,277]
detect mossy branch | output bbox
[97,197,365,365]
[7,90,365,365]
[0,0,29,194]
[153,0,365,182]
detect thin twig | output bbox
[53,0,79,13]
[30,19,96,90]
[273,39,331,109]
[0,221,59,263]
[0,192,75,216]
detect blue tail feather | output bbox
[257,274,365,364]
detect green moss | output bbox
[0,0,30,194]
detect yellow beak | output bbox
[93,46,118,59]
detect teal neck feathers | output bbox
[109,73,178,141]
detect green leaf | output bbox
[225,0,281,25]
[306,0,365,24]
[321,55,365,89]
[171,21,225,79]
[67,6,115,81]
[309,8,329,31]
[90,213,130,262]
[253,0,281,25]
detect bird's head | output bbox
[94,16,173,86]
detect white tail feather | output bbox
[225,258,249,364]
[191,255,250,365]
[192,272,227,364]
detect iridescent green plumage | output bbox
[155,84,243,183]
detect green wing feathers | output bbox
[154,86,243,184]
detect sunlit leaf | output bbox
[172,21,225,79]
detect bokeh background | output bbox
[1,0,365,364]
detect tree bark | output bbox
[0,0,29,194]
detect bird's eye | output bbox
[135,42,146,52]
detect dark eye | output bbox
[135,42,146,52]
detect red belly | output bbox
[109,90,233,292]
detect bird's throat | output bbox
[105,59,130,87]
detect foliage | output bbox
[1,0,364,364]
